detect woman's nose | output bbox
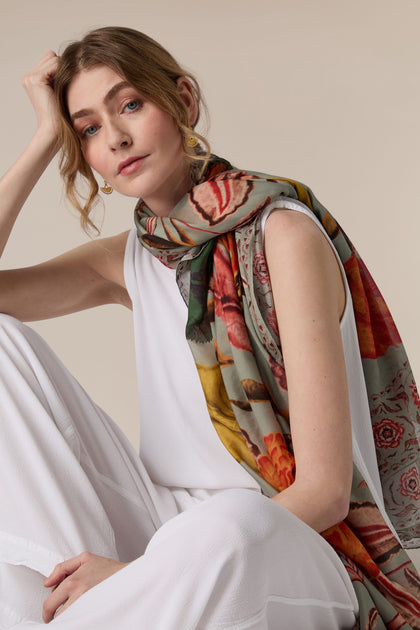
[106,122,132,151]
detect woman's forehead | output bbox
[66,65,128,117]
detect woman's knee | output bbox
[0,314,36,353]
[189,488,332,569]
[196,489,293,551]
[149,489,282,562]
[0,314,44,373]
[0,312,24,332]
[0,314,32,371]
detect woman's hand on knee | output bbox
[42,551,129,623]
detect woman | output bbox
[0,26,418,630]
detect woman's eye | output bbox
[83,125,98,138]
[124,100,139,112]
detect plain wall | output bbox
[0,0,419,565]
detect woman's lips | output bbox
[118,156,147,176]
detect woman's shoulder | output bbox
[264,208,346,322]
[264,206,323,242]
[264,206,336,267]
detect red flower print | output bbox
[399,466,420,501]
[322,521,380,578]
[373,418,405,449]
[344,253,401,359]
[189,172,254,226]
[256,432,295,492]
[213,236,253,353]
[409,380,420,410]
[253,252,270,285]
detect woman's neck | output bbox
[143,159,193,217]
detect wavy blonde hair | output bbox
[54,26,210,232]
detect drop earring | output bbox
[186,135,198,148]
[100,181,113,194]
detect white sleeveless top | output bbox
[124,197,399,536]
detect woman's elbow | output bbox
[322,485,351,529]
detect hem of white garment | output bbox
[0,531,63,577]
[206,594,358,630]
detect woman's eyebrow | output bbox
[103,81,132,105]
[70,81,132,122]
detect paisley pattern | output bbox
[134,156,420,628]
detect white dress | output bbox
[0,199,362,629]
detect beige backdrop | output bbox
[0,0,419,564]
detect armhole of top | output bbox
[123,228,138,303]
[260,198,351,326]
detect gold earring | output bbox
[100,181,113,194]
[187,135,198,148]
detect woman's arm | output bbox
[0,52,132,320]
[264,209,352,533]
[0,231,132,321]
[0,52,60,258]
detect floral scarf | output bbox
[134,156,420,629]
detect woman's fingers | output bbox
[43,553,129,621]
[44,555,83,588]
[22,51,59,92]
[42,581,70,623]
[21,51,61,135]
[43,583,83,623]
[25,50,58,75]
[43,555,86,622]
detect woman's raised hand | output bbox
[0,51,62,258]
[21,50,61,140]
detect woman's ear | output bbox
[176,77,199,127]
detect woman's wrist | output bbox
[0,126,61,258]
[32,125,60,158]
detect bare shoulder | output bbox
[264,208,346,323]
[265,208,331,255]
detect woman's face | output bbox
[66,65,195,216]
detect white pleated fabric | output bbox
[0,315,358,628]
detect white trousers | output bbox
[0,314,359,629]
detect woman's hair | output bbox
[54,26,210,232]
